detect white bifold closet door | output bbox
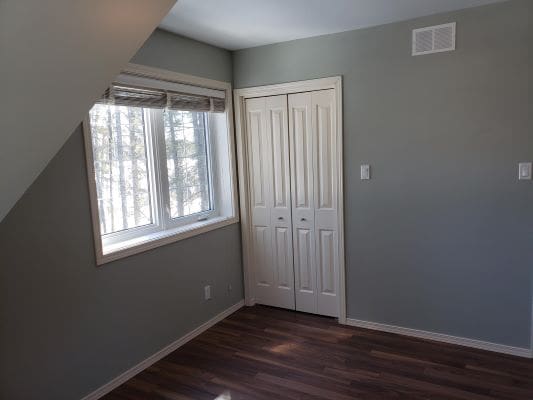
[245,90,339,317]
[289,90,339,317]
[245,95,295,310]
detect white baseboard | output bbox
[346,318,531,358]
[81,300,245,400]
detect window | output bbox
[84,66,238,264]
[163,110,212,219]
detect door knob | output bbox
[301,218,307,222]
[278,217,284,220]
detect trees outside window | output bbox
[88,104,215,245]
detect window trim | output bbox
[83,63,239,266]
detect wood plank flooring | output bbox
[103,305,533,399]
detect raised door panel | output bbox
[317,228,339,316]
[253,225,273,287]
[274,227,292,290]
[246,99,271,227]
[318,229,335,295]
[296,228,314,292]
[312,90,339,317]
[289,92,317,314]
[316,103,334,210]
[268,100,290,210]
[292,107,313,211]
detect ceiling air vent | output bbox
[412,22,456,56]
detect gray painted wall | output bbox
[234,0,532,348]
[0,31,242,400]
[132,29,233,81]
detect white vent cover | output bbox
[412,23,456,56]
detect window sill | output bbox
[97,215,239,266]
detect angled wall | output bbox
[0,30,242,400]
[0,0,176,222]
[234,0,532,349]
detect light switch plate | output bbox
[361,164,371,180]
[519,162,532,180]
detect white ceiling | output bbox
[160,0,506,50]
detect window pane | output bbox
[163,110,211,219]
[89,104,153,235]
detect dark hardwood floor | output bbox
[103,305,533,399]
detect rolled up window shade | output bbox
[167,92,226,112]
[99,73,226,113]
[102,86,167,109]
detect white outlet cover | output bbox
[204,285,212,300]
[361,164,371,180]
[519,162,532,180]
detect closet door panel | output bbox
[246,96,294,309]
[289,92,317,314]
[246,97,273,305]
[312,90,339,317]
[267,96,294,307]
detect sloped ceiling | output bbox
[0,0,176,222]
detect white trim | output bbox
[98,217,238,265]
[234,76,343,99]
[531,296,533,357]
[81,300,245,400]
[346,318,532,359]
[115,73,226,99]
[123,63,231,92]
[82,118,105,263]
[83,63,240,266]
[233,77,346,323]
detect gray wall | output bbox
[132,29,233,81]
[234,0,532,348]
[0,30,242,400]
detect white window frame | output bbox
[83,63,239,265]
[152,109,217,230]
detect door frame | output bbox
[234,76,346,324]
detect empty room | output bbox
[1,0,532,399]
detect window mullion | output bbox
[206,113,219,217]
[145,108,167,230]
[151,109,172,229]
